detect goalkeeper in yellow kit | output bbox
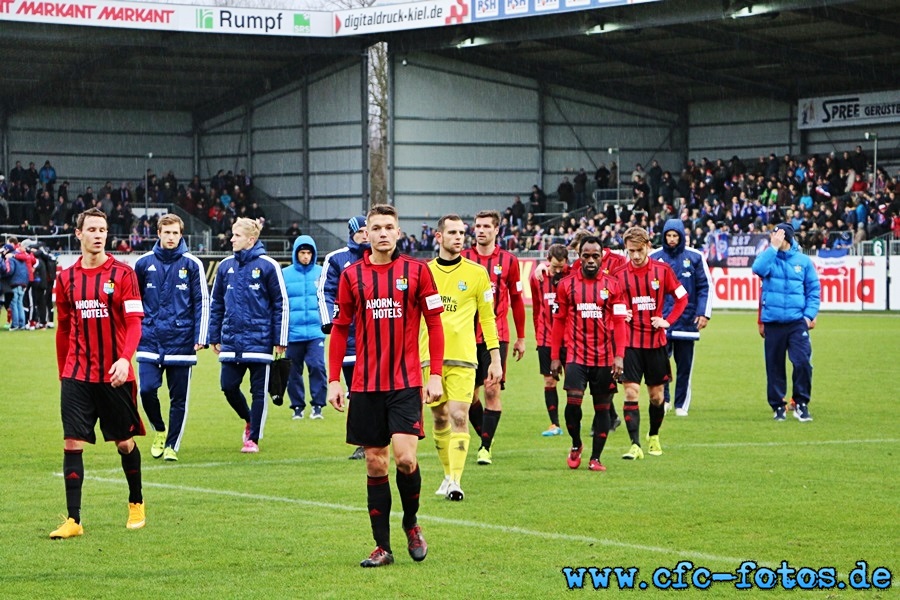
[421,214,502,501]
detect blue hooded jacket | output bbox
[752,239,820,323]
[134,238,209,365]
[650,219,711,340]
[283,235,325,343]
[209,241,289,363]
[317,233,368,359]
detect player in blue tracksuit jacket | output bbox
[209,217,289,453]
[650,219,711,416]
[752,223,820,422]
[316,215,369,459]
[282,235,327,420]
[134,215,209,461]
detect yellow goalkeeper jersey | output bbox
[420,256,499,368]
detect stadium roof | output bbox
[0,0,897,119]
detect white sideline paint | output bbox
[84,437,899,476]
[83,476,752,565]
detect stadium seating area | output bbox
[2,148,898,254]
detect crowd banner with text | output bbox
[705,232,770,268]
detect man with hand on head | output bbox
[752,223,820,422]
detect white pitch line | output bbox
[83,476,754,565]
[83,438,899,475]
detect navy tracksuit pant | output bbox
[763,319,813,408]
[139,363,192,451]
[221,362,270,443]
[286,340,327,411]
[664,339,695,412]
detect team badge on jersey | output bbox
[103,280,115,294]
[493,265,502,275]
[683,258,691,267]
[458,280,467,291]
[179,268,188,279]
[396,277,408,291]
[794,265,802,273]
[600,288,609,300]
[651,278,660,290]
[252,268,261,279]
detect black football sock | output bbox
[119,444,143,504]
[564,398,583,449]
[468,398,484,440]
[367,475,392,553]
[591,400,612,460]
[63,449,84,523]
[608,401,619,423]
[395,465,421,530]
[648,402,665,436]
[481,409,501,450]
[545,386,560,426]
[624,401,641,446]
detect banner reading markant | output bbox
[798,89,900,130]
[0,0,332,37]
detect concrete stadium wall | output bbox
[6,107,192,200]
[391,52,683,232]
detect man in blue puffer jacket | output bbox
[752,223,820,422]
[209,217,289,453]
[135,214,209,462]
[650,219,711,417]
[282,234,327,420]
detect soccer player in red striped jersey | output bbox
[530,243,570,437]
[614,226,688,460]
[550,236,627,472]
[50,208,147,539]
[327,204,444,568]
[461,210,526,465]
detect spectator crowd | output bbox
[488,148,899,254]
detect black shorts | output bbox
[563,363,617,396]
[622,347,671,387]
[475,341,509,389]
[61,378,145,444]
[346,387,425,448]
[537,346,567,376]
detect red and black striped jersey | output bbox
[55,255,144,383]
[551,270,627,366]
[602,248,627,275]
[462,245,523,343]
[614,258,688,349]
[333,251,443,392]
[530,264,569,347]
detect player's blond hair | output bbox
[233,217,261,240]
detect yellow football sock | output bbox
[433,425,451,476]
[449,431,470,483]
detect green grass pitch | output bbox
[0,310,896,598]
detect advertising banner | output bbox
[0,0,332,37]
[709,255,887,311]
[890,255,900,311]
[798,89,900,130]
